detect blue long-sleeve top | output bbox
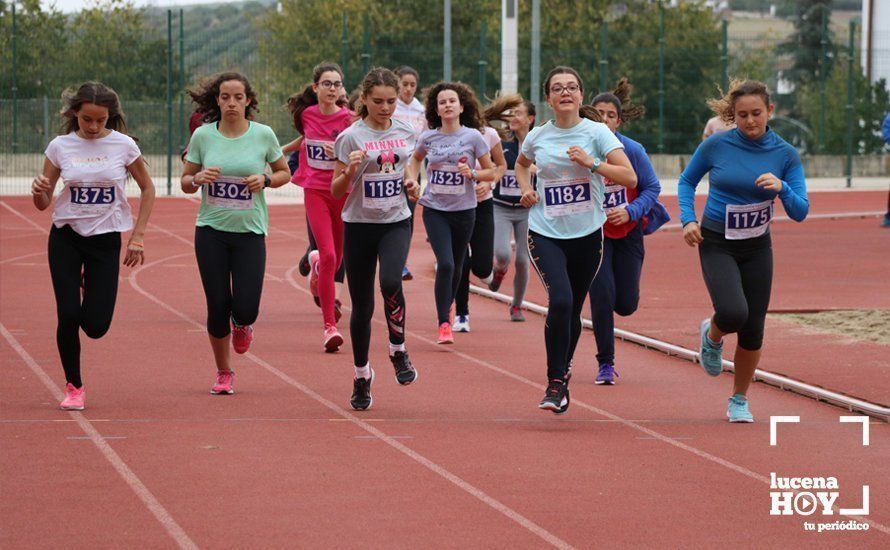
[678,127,809,228]
[617,133,669,232]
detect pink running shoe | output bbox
[437,322,454,345]
[59,383,85,410]
[308,250,320,307]
[324,324,343,353]
[211,370,235,395]
[232,322,253,354]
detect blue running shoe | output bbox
[727,394,754,423]
[595,363,618,385]
[699,318,724,376]
[402,265,413,281]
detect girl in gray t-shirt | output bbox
[331,68,422,411]
[404,82,495,345]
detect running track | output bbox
[1,194,887,548]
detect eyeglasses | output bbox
[319,80,343,89]
[549,84,580,95]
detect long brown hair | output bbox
[60,82,129,136]
[286,62,344,135]
[187,72,258,123]
[590,77,646,123]
[707,79,771,124]
[424,81,484,131]
[483,93,524,139]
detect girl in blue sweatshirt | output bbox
[678,80,809,423]
[587,79,670,385]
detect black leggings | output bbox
[305,217,345,283]
[422,206,476,324]
[456,198,495,316]
[528,229,603,381]
[588,226,645,365]
[195,226,266,339]
[344,219,411,366]
[699,227,772,350]
[48,225,121,388]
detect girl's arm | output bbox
[597,149,637,188]
[32,157,61,211]
[281,136,303,155]
[124,156,156,266]
[515,154,539,208]
[624,150,661,222]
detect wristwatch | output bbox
[263,174,271,188]
[470,168,478,180]
[589,157,601,172]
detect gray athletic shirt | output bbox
[415,126,489,212]
[334,118,416,224]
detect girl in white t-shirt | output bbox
[31,82,156,411]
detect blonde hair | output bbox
[707,79,771,124]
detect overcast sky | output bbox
[42,0,247,13]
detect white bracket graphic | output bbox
[770,416,800,446]
[839,485,870,515]
[839,416,870,446]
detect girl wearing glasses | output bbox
[404,82,495,344]
[515,66,636,414]
[287,62,354,352]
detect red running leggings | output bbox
[304,187,347,326]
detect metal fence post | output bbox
[179,9,185,158]
[361,12,370,75]
[166,10,173,195]
[341,13,348,79]
[845,20,855,188]
[444,0,452,81]
[658,4,665,153]
[478,22,488,98]
[599,21,608,93]
[818,8,827,154]
[12,3,18,154]
[43,96,50,149]
[530,0,540,105]
[721,19,728,93]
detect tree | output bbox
[777,1,835,94]
[0,0,68,98]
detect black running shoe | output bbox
[298,249,311,277]
[390,351,418,385]
[539,379,569,413]
[350,369,374,410]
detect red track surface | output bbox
[1,195,887,548]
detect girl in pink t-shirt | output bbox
[287,62,354,351]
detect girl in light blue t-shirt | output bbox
[514,66,637,415]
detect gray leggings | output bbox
[493,205,530,306]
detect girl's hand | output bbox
[31,175,52,196]
[683,222,703,247]
[520,190,539,208]
[123,238,145,267]
[474,181,491,200]
[323,142,335,159]
[755,172,783,193]
[347,150,366,172]
[606,207,630,225]
[243,174,265,193]
[195,166,220,185]
[457,161,473,180]
[567,146,594,169]
[405,179,421,201]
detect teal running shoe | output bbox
[699,318,724,376]
[727,394,754,423]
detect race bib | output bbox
[725,200,772,240]
[305,139,336,170]
[542,178,593,217]
[602,184,628,210]
[207,176,253,210]
[362,173,404,210]
[68,181,116,215]
[428,164,468,195]
[499,170,521,197]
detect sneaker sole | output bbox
[402,273,413,281]
[454,327,470,333]
[538,400,567,412]
[324,334,344,353]
[396,366,418,386]
[595,380,615,385]
[727,412,754,423]
[60,405,85,411]
[437,339,454,345]
[210,389,234,395]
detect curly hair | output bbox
[356,67,400,120]
[286,62,344,135]
[60,81,129,136]
[707,79,771,124]
[424,82,485,131]
[590,77,646,123]
[187,72,258,124]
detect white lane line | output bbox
[0,324,199,550]
[127,253,575,550]
[0,251,45,265]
